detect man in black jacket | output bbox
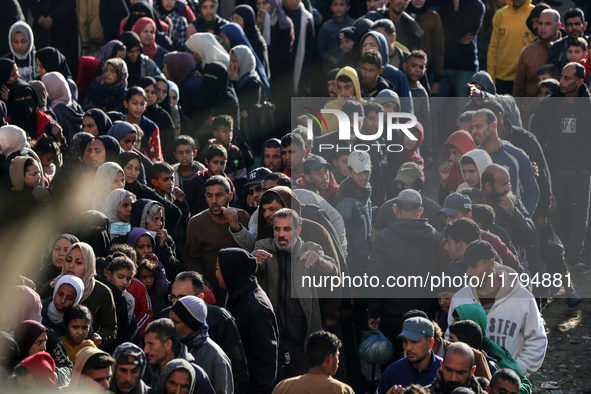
[216,247,278,394]
[368,189,440,362]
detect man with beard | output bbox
[377,317,442,393]
[184,175,250,305]
[426,343,484,393]
[379,0,423,50]
[547,8,589,71]
[110,343,152,394]
[470,109,539,218]
[448,240,547,375]
[261,139,284,173]
[475,164,536,250]
[142,318,214,392]
[252,208,338,378]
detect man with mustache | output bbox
[252,208,338,379]
[426,343,484,393]
[184,175,250,305]
[110,342,151,394]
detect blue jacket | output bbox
[316,15,355,60]
[378,351,442,393]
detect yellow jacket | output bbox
[77,0,104,44]
[487,0,535,82]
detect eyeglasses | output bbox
[247,185,264,195]
[168,293,187,303]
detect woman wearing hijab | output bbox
[87,135,124,168]
[42,72,85,142]
[193,61,240,148]
[82,109,113,137]
[49,132,95,195]
[185,32,230,67]
[162,51,200,118]
[155,0,189,51]
[153,74,172,116]
[0,58,39,139]
[35,234,80,290]
[40,242,118,351]
[98,40,127,64]
[119,150,182,232]
[140,76,175,162]
[118,31,163,88]
[101,189,136,239]
[41,275,85,334]
[132,17,169,69]
[167,80,189,136]
[91,161,125,210]
[229,45,262,121]
[0,125,38,194]
[13,319,73,387]
[76,56,103,104]
[84,58,129,112]
[35,47,78,102]
[3,21,36,82]
[108,123,153,184]
[121,1,174,51]
[71,211,111,258]
[220,23,270,93]
[231,5,270,80]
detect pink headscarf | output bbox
[42,72,72,106]
[132,17,158,59]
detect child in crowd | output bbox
[136,258,168,318]
[61,304,97,364]
[566,37,591,82]
[439,130,477,205]
[316,0,354,70]
[197,115,247,184]
[172,135,206,192]
[185,143,236,215]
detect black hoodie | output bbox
[218,248,278,394]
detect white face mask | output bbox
[148,230,158,238]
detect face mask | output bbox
[148,230,158,238]
[110,222,131,235]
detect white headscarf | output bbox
[51,243,96,303]
[0,125,27,157]
[101,189,136,223]
[47,275,85,325]
[230,45,257,81]
[185,33,230,66]
[92,162,124,210]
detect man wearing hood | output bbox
[216,247,278,393]
[169,296,233,394]
[155,359,196,394]
[486,0,535,95]
[367,189,440,360]
[69,347,115,391]
[260,138,283,172]
[466,71,522,128]
[447,240,547,375]
[513,9,561,99]
[110,342,153,393]
[321,66,366,135]
[532,62,591,273]
[143,318,214,393]
[453,304,531,394]
[252,208,338,377]
[457,149,493,191]
[360,30,413,112]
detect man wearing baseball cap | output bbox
[336,151,373,277]
[297,155,340,206]
[110,342,150,394]
[368,189,441,361]
[374,162,445,233]
[447,240,547,375]
[377,317,442,393]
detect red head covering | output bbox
[18,351,57,387]
[403,120,425,168]
[132,17,158,59]
[77,56,102,103]
[13,320,48,358]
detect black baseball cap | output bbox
[245,167,272,187]
[457,240,497,268]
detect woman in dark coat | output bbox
[162,51,200,119]
[35,46,78,101]
[139,76,175,162]
[231,5,270,80]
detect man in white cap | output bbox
[368,189,441,361]
[170,296,233,394]
[377,317,442,394]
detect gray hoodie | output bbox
[156,359,196,394]
[458,149,493,190]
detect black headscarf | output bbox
[197,61,236,111]
[0,58,15,85]
[218,247,257,294]
[232,5,258,41]
[153,75,172,115]
[66,131,94,164]
[36,47,73,79]
[119,31,143,87]
[140,76,157,90]
[7,80,38,138]
[118,149,147,185]
[94,135,123,162]
[84,109,113,136]
[123,2,163,32]
[71,210,111,258]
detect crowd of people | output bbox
[0,0,590,392]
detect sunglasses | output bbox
[247,185,264,195]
